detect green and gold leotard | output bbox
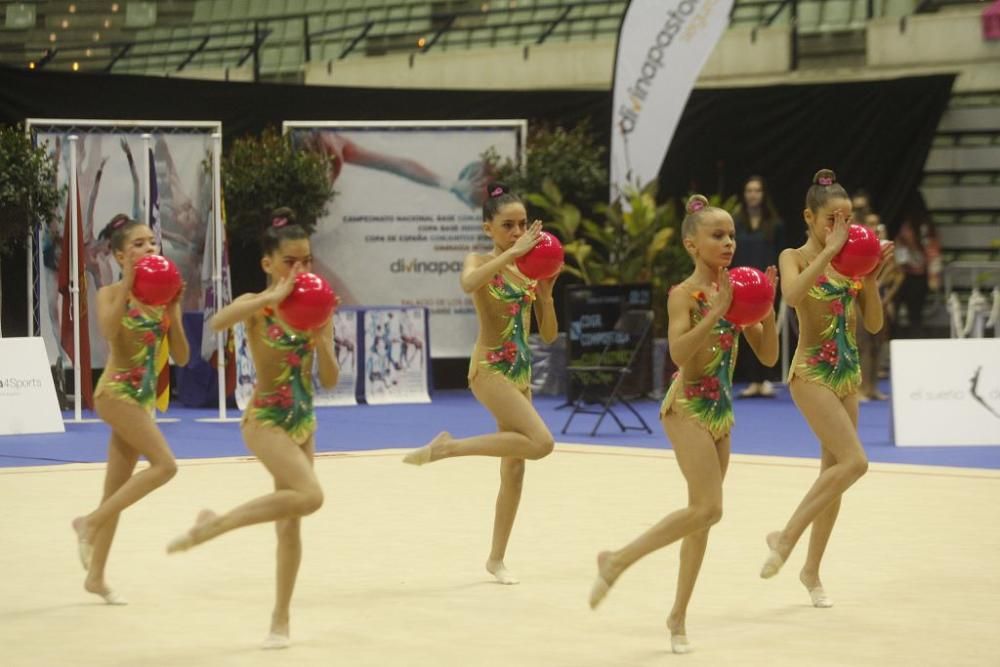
[467,268,538,393]
[787,272,863,398]
[241,306,317,444]
[94,299,169,411]
[660,287,740,441]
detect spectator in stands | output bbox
[857,211,903,401]
[894,206,942,337]
[851,189,872,223]
[732,175,784,397]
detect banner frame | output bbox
[24,118,223,422]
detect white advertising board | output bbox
[891,339,1000,446]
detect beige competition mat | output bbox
[1,444,998,667]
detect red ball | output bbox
[278,272,337,331]
[132,255,182,306]
[831,224,881,278]
[515,231,564,280]
[725,267,775,326]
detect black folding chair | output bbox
[561,309,654,436]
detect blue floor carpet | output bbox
[2,384,999,469]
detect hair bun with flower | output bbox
[98,214,134,242]
[271,216,288,228]
[488,183,507,198]
[813,169,837,187]
[685,194,709,215]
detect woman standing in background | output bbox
[732,175,784,397]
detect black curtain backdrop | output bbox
[657,75,955,249]
[0,66,952,347]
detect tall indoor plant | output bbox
[222,126,334,241]
[0,123,62,336]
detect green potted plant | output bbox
[482,119,608,217]
[0,123,62,337]
[222,126,334,241]
[522,178,738,396]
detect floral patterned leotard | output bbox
[241,307,317,444]
[94,299,169,412]
[787,272,863,398]
[467,266,537,393]
[660,287,740,441]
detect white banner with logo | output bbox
[363,307,431,405]
[284,121,525,358]
[0,337,65,435]
[891,339,1000,446]
[610,0,733,195]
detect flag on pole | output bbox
[148,147,171,413]
[222,326,237,398]
[201,191,235,395]
[610,0,734,196]
[148,147,161,246]
[57,181,93,410]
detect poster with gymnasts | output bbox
[233,321,255,411]
[312,308,359,407]
[233,308,360,410]
[284,120,526,359]
[362,307,430,405]
[29,125,217,369]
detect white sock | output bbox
[72,517,93,571]
[97,588,127,605]
[402,445,432,466]
[486,559,519,585]
[671,634,691,654]
[261,632,290,650]
[760,531,785,579]
[808,586,834,608]
[403,431,450,466]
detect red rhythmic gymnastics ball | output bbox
[132,255,182,306]
[831,224,881,279]
[724,266,775,326]
[279,272,337,331]
[515,231,564,280]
